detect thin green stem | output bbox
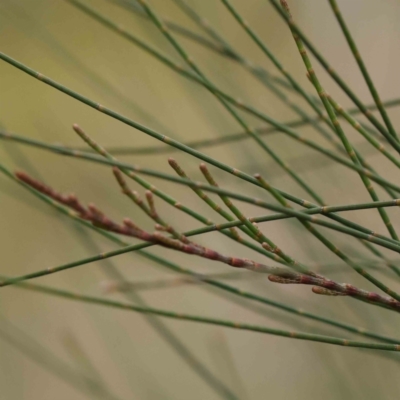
[171,0,341,150]
[7,279,400,352]
[328,0,398,141]
[328,95,400,170]
[168,158,255,241]
[199,163,309,272]
[60,1,400,197]
[268,0,400,152]
[126,0,325,204]
[3,161,400,348]
[71,97,400,155]
[219,0,337,135]
[5,130,400,253]
[279,0,400,296]
[110,0,297,94]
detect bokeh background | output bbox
[1,0,400,398]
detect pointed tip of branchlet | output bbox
[312,287,347,296]
[72,124,91,142]
[168,157,177,166]
[254,173,261,179]
[72,124,84,136]
[15,170,28,180]
[155,223,167,231]
[199,163,210,180]
[66,193,77,202]
[87,203,104,218]
[112,167,125,184]
[123,218,142,232]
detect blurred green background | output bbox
[1,0,400,398]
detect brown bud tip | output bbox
[123,218,140,231]
[72,124,83,135]
[199,163,207,171]
[312,287,346,296]
[15,170,27,179]
[168,158,177,166]
[254,173,261,179]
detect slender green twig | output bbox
[217,0,400,243]
[116,0,327,204]
[255,173,400,302]
[279,0,400,296]
[281,8,400,242]
[199,163,310,272]
[62,0,400,214]
[327,0,398,141]
[12,168,400,257]
[63,0,398,195]
[268,0,400,152]
[4,161,400,347]
[6,278,400,352]
[13,170,400,311]
[71,97,400,155]
[2,36,399,200]
[2,125,241,400]
[111,0,400,149]
[3,127,400,250]
[18,0,397,282]
[110,0,296,93]
[6,130,400,253]
[219,0,342,140]
[168,158,256,241]
[327,95,400,170]
[2,169,239,400]
[171,0,342,150]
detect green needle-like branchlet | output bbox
[327,0,398,141]
[268,0,400,152]
[3,130,400,254]
[3,2,400,384]
[279,0,400,297]
[6,278,400,352]
[3,160,400,355]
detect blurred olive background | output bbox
[1,0,400,399]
